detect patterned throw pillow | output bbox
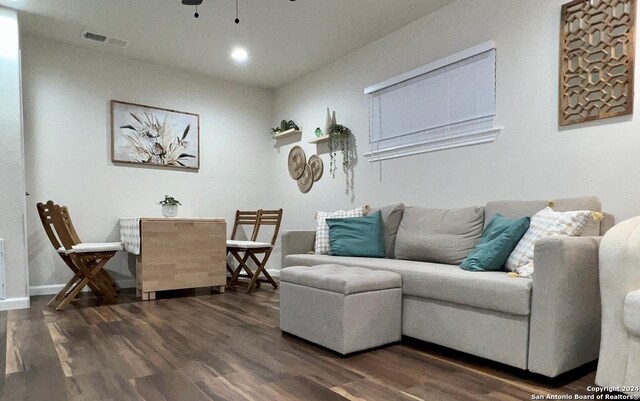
[505,206,597,277]
[314,206,369,254]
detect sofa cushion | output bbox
[327,211,386,258]
[369,204,405,258]
[283,254,532,316]
[552,197,602,237]
[314,206,369,255]
[460,214,530,272]
[485,197,602,237]
[484,200,547,227]
[395,206,484,265]
[280,265,401,295]
[505,206,598,277]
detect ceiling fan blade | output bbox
[182,0,203,5]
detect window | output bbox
[364,41,501,161]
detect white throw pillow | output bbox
[505,206,596,276]
[314,206,369,254]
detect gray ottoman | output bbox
[280,264,402,354]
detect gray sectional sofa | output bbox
[280,197,612,378]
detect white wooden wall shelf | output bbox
[272,129,302,140]
[309,135,329,144]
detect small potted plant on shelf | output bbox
[159,195,182,217]
[286,120,299,130]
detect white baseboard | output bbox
[29,279,137,297]
[0,297,30,311]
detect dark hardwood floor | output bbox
[0,285,600,401]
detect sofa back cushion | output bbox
[485,197,602,237]
[395,206,484,265]
[369,203,405,259]
[484,200,547,227]
[552,197,602,236]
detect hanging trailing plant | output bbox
[327,123,352,178]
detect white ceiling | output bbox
[0,0,454,88]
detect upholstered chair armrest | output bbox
[624,289,640,338]
[597,216,640,391]
[528,236,602,377]
[280,230,316,268]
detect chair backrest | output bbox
[50,203,79,251]
[230,210,261,241]
[256,209,283,246]
[229,209,283,245]
[59,206,82,244]
[36,200,81,251]
[36,201,63,250]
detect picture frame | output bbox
[559,0,637,126]
[110,100,200,170]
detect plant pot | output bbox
[162,204,178,218]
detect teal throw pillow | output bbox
[327,211,386,258]
[460,214,530,272]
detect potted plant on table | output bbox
[159,195,182,217]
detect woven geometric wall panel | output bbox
[560,0,636,126]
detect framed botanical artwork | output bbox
[111,100,200,170]
[559,0,636,126]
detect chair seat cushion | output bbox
[226,240,273,249]
[57,242,123,254]
[280,264,401,295]
[284,254,532,315]
[624,289,640,337]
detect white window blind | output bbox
[364,41,501,161]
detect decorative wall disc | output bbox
[297,164,314,193]
[288,146,306,180]
[308,155,324,182]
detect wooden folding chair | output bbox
[225,210,261,277]
[227,209,283,293]
[36,200,122,310]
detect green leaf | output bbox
[177,153,195,159]
[120,125,137,131]
[182,125,191,140]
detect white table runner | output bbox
[119,217,141,255]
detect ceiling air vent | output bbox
[82,31,107,43]
[81,31,129,48]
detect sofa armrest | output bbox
[280,230,315,268]
[528,236,602,377]
[624,289,640,338]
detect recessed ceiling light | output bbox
[231,47,249,64]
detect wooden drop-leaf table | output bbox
[127,218,227,300]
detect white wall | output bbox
[0,7,29,307]
[22,35,277,289]
[272,0,640,258]
[21,0,640,284]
